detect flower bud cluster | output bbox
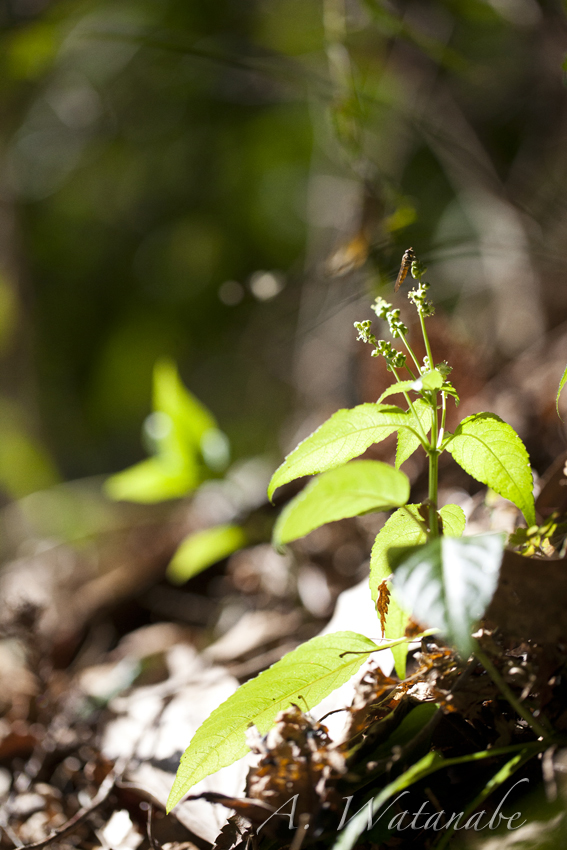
[373,340,407,369]
[411,258,427,279]
[408,280,435,317]
[371,298,408,338]
[354,321,406,369]
[354,319,377,346]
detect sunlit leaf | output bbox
[415,369,443,391]
[369,503,463,677]
[395,398,431,469]
[273,460,410,547]
[438,503,466,537]
[167,524,247,585]
[167,631,382,811]
[153,357,217,460]
[106,359,220,503]
[445,413,535,526]
[377,381,415,403]
[370,506,426,605]
[268,404,412,500]
[390,534,505,656]
[556,363,567,420]
[105,457,199,503]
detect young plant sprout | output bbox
[167,249,537,816]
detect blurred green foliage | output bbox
[105,357,228,502]
[0,0,565,502]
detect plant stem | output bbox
[391,366,429,446]
[437,390,446,449]
[419,310,434,370]
[400,335,422,373]
[412,302,439,536]
[475,648,550,739]
[428,444,439,537]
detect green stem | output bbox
[400,335,422,373]
[412,301,439,536]
[419,308,434,370]
[437,390,446,449]
[433,748,539,850]
[391,366,429,446]
[428,443,439,538]
[475,648,550,739]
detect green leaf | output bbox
[445,413,535,526]
[153,358,217,461]
[370,504,467,602]
[105,457,199,503]
[166,524,247,585]
[369,504,462,677]
[370,506,424,677]
[389,533,505,656]
[377,381,415,403]
[106,359,221,503]
[370,506,426,604]
[268,404,412,500]
[415,369,444,391]
[442,383,460,405]
[439,503,466,537]
[395,398,431,468]
[167,631,382,811]
[556,364,567,420]
[273,460,410,547]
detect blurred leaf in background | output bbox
[105,357,229,502]
[166,523,247,585]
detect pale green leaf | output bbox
[439,503,466,537]
[444,413,535,526]
[167,524,247,585]
[167,631,381,811]
[370,506,426,603]
[556,364,567,419]
[383,600,410,679]
[105,457,199,503]
[268,404,412,500]
[370,504,466,602]
[153,358,217,460]
[369,505,426,678]
[415,369,443,391]
[442,383,460,405]
[369,503,465,677]
[390,534,505,656]
[395,398,431,468]
[106,360,218,503]
[377,381,415,403]
[273,461,410,547]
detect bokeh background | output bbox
[1,0,567,504]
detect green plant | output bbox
[167,250,537,813]
[106,358,248,584]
